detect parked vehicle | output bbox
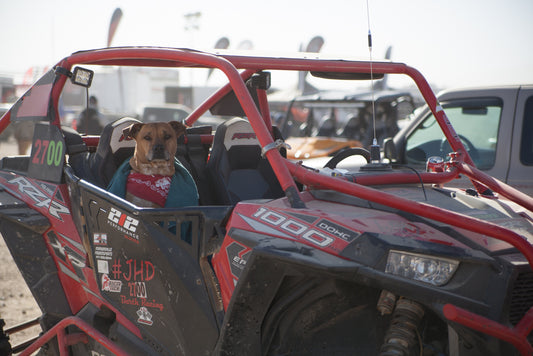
[0,47,532,356]
[271,86,416,161]
[138,103,191,123]
[384,85,533,196]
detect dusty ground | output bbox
[0,236,42,350]
[0,138,42,351]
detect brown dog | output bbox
[122,121,187,208]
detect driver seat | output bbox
[206,117,284,205]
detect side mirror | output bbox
[383,138,397,162]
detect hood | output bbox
[286,137,363,159]
[231,187,533,264]
[308,186,533,255]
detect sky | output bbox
[1,0,532,92]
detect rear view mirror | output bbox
[383,138,397,161]
[462,106,488,115]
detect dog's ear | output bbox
[169,121,188,138]
[123,123,144,140]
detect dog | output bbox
[107,120,199,209]
[126,121,186,176]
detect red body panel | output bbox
[0,172,142,339]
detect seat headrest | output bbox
[219,117,259,150]
[96,117,139,158]
[207,117,285,205]
[87,117,141,188]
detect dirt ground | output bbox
[0,236,42,350]
[0,137,42,351]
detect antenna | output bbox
[360,0,390,172]
[366,0,380,163]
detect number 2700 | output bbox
[32,139,63,167]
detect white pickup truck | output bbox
[384,85,533,196]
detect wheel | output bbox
[324,147,371,169]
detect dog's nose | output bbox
[152,144,167,160]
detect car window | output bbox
[284,103,313,138]
[520,96,533,166]
[405,98,502,170]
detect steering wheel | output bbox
[439,135,479,162]
[324,147,371,169]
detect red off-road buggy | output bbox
[0,47,532,355]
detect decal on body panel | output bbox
[8,176,70,220]
[248,208,335,247]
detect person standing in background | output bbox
[77,95,103,135]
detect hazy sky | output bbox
[1,0,532,91]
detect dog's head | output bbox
[124,121,187,176]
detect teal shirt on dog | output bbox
[107,157,199,208]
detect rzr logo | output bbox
[107,207,139,241]
[8,176,70,221]
[231,132,256,140]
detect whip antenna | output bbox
[366,0,380,163]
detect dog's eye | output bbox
[164,134,171,140]
[144,135,152,141]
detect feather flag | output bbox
[107,8,123,47]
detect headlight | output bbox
[385,250,459,286]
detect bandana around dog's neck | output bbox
[126,172,172,207]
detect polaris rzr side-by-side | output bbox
[0,47,532,356]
